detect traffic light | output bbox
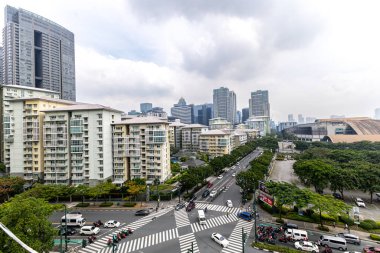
[82,239,87,248]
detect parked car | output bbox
[186,201,195,212]
[175,202,186,211]
[363,246,380,253]
[58,226,77,236]
[217,175,223,179]
[336,233,360,245]
[355,198,365,207]
[68,211,82,215]
[79,226,99,235]
[232,173,236,177]
[104,220,120,228]
[202,189,210,198]
[294,241,319,252]
[211,233,229,248]
[283,222,299,230]
[332,192,343,199]
[226,200,233,208]
[207,182,213,188]
[209,190,217,198]
[189,195,197,202]
[135,209,151,216]
[376,192,380,201]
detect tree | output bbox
[329,167,358,199]
[74,185,90,204]
[178,172,198,193]
[235,170,260,193]
[125,180,146,205]
[0,177,25,201]
[357,166,380,203]
[0,196,57,253]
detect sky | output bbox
[1,0,380,122]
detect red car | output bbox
[363,246,380,253]
[207,182,213,188]
[186,201,195,212]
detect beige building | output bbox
[209,117,233,130]
[168,119,186,149]
[181,124,208,151]
[199,130,232,158]
[112,117,171,184]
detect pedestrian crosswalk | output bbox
[195,202,240,215]
[221,219,254,253]
[78,207,173,253]
[179,233,199,253]
[190,213,239,233]
[99,228,179,253]
[174,208,191,227]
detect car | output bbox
[231,166,235,170]
[226,200,233,208]
[363,246,380,253]
[79,226,100,236]
[68,211,82,215]
[343,251,360,253]
[175,202,186,211]
[336,233,360,245]
[376,192,380,201]
[232,173,236,177]
[294,241,319,253]
[135,209,151,216]
[189,195,197,202]
[186,201,195,212]
[355,198,366,207]
[282,222,299,229]
[202,189,210,198]
[209,190,217,198]
[104,220,120,228]
[332,192,343,199]
[211,233,229,248]
[217,175,223,179]
[58,226,77,236]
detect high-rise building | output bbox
[2,6,76,101]
[242,108,249,123]
[213,87,236,124]
[0,47,3,84]
[236,111,242,124]
[288,114,294,122]
[305,117,316,123]
[298,114,305,124]
[249,90,270,117]
[140,103,153,114]
[170,97,193,124]
[375,108,380,120]
[194,103,212,126]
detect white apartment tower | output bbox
[213,87,237,124]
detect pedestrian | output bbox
[226,212,229,217]
[156,206,158,212]
[204,207,207,213]
[333,221,336,228]
[344,223,348,230]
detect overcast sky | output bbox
[1,0,380,122]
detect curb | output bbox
[253,246,280,253]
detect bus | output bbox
[198,210,206,225]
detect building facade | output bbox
[2,6,76,101]
[242,108,249,123]
[199,130,232,158]
[170,98,193,124]
[213,87,236,124]
[112,117,171,184]
[181,124,208,151]
[249,90,269,117]
[209,117,233,130]
[140,103,152,114]
[168,120,186,149]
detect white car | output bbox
[104,220,121,228]
[209,190,217,198]
[355,198,366,207]
[226,200,233,208]
[217,175,223,179]
[211,233,229,248]
[232,173,236,177]
[294,241,319,253]
[80,226,100,235]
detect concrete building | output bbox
[146,107,167,118]
[231,130,248,149]
[170,98,193,124]
[242,108,249,123]
[193,103,212,125]
[213,87,236,124]
[112,117,171,184]
[2,6,76,101]
[288,114,294,122]
[1,85,61,172]
[209,117,233,130]
[298,114,304,124]
[277,121,298,132]
[236,111,242,124]
[199,130,232,158]
[168,119,186,149]
[246,116,271,136]
[181,124,208,151]
[6,97,76,182]
[140,103,152,114]
[42,104,123,185]
[249,90,270,117]
[305,117,316,123]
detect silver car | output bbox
[336,233,360,245]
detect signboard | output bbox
[259,190,274,207]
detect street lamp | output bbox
[253,189,257,243]
[178,183,182,203]
[154,177,160,210]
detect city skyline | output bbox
[1,1,380,121]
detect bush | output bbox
[311,213,337,222]
[253,242,303,253]
[75,202,90,207]
[339,215,354,226]
[122,202,136,207]
[259,201,273,214]
[286,212,314,223]
[276,218,285,224]
[370,234,380,241]
[359,219,379,230]
[99,202,113,207]
[317,225,330,231]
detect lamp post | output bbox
[178,183,182,203]
[154,177,160,210]
[253,189,257,243]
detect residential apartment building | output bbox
[6,97,75,181]
[1,85,60,169]
[170,98,193,124]
[168,119,186,149]
[199,130,232,158]
[213,87,236,124]
[2,6,76,101]
[232,131,248,149]
[209,117,233,130]
[42,104,122,185]
[181,124,208,151]
[112,117,171,184]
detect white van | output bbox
[61,214,86,227]
[198,210,206,225]
[318,235,347,251]
[285,229,308,241]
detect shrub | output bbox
[359,219,378,230]
[370,234,380,241]
[286,212,314,223]
[252,242,303,253]
[99,202,113,207]
[276,218,285,224]
[122,202,136,207]
[75,202,90,207]
[259,202,273,214]
[339,215,354,226]
[317,225,330,231]
[246,192,253,201]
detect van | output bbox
[238,211,253,221]
[198,210,206,225]
[336,233,360,245]
[61,214,86,227]
[284,229,308,241]
[318,235,347,251]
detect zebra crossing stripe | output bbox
[221,219,254,253]
[179,233,199,253]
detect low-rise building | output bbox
[181,124,208,151]
[168,119,186,149]
[199,130,232,158]
[209,117,233,130]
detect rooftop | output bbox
[114,116,168,125]
[43,103,123,113]
[323,134,380,143]
[181,124,208,129]
[200,129,229,136]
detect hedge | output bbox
[370,234,380,241]
[99,202,113,207]
[252,242,303,253]
[359,219,380,230]
[339,215,354,226]
[75,202,90,207]
[122,202,136,207]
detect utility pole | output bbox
[253,189,257,243]
[154,177,160,210]
[178,183,182,203]
[242,227,247,253]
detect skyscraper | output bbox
[242,108,249,123]
[288,114,295,122]
[170,97,193,124]
[193,103,212,125]
[249,90,270,117]
[140,103,153,113]
[2,6,76,101]
[298,114,304,124]
[213,87,236,124]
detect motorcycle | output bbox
[93,220,103,227]
[88,235,96,244]
[321,247,333,253]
